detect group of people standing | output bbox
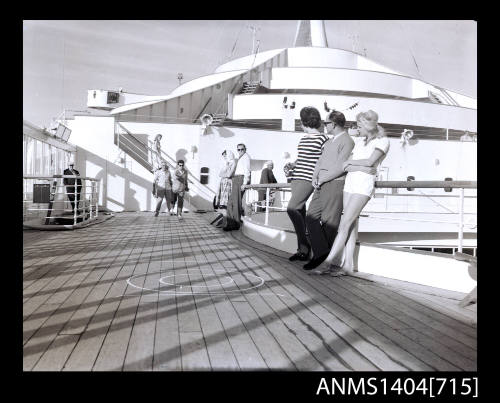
[152,105,389,278]
[151,133,189,218]
[287,106,389,277]
[152,159,189,218]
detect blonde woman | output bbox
[317,110,390,276]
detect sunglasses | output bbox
[237,148,245,151]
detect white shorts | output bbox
[343,171,375,197]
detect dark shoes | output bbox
[154,212,159,217]
[289,252,309,262]
[303,254,329,270]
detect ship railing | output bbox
[23,175,100,227]
[242,180,477,253]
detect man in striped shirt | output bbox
[287,107,329,261]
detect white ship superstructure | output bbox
[46,21,471,243]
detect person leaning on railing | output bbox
[302,110,355,270]
[315,110,390,277]
[257,160,277,212]
[287,106,329,262]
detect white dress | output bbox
[343,136,390,197]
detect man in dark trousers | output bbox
[303,110,356,270]
[63,162,83,216]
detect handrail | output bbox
[23,175,100,227]
[242,181,477,190]
[242,180,477,253]
[24,174,98,181]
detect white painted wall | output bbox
[271,67,414,98]
[66,116,157,212]
[356,245,476,293]
[287,47,357,68]
[241,218,476,293]
[356,55,401,75]
[232,94,477,131]
[66,115,476,215]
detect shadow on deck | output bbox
[23,212,476,371]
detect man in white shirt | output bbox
[224,143,251,231]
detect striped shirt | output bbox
[291,133,329,181]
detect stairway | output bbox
[114,124,153,173]
[428,91,444,104]
[210,113,227,127]
[240,81,260,94]
[114,122,216,212]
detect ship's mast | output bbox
[293,20,328,47]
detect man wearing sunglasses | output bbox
[303,110,355,270]
[172,159,189,218]
[224,143,251,231]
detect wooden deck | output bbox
[23,212,476,371]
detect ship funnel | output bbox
[293,20,328,47]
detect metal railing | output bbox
[23,174,100,227]
[242,180,477,253]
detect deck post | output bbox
[458,187,464,252]
[265,187,270,226]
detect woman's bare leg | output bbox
[324,192,370,267]
[343,217,359,271]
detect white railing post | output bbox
[95,180,99,219]
[252,189,257,213]
[458,187,464,252]
[265,187,270,226]
[73,184,77,226]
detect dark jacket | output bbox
[259,168,277,185]
[63,168,82,187]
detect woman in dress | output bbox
[216,150,237,227]
[152,133,164,171]
[319,110,390,276]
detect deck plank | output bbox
[231,248,386,371]
[226,241,426,370]
[341,278,477,358]
[23,212,477,372]
[229,233,453,371]
[63,229,148,371]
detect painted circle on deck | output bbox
[125,268,265,295]
[159,273,235,288]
